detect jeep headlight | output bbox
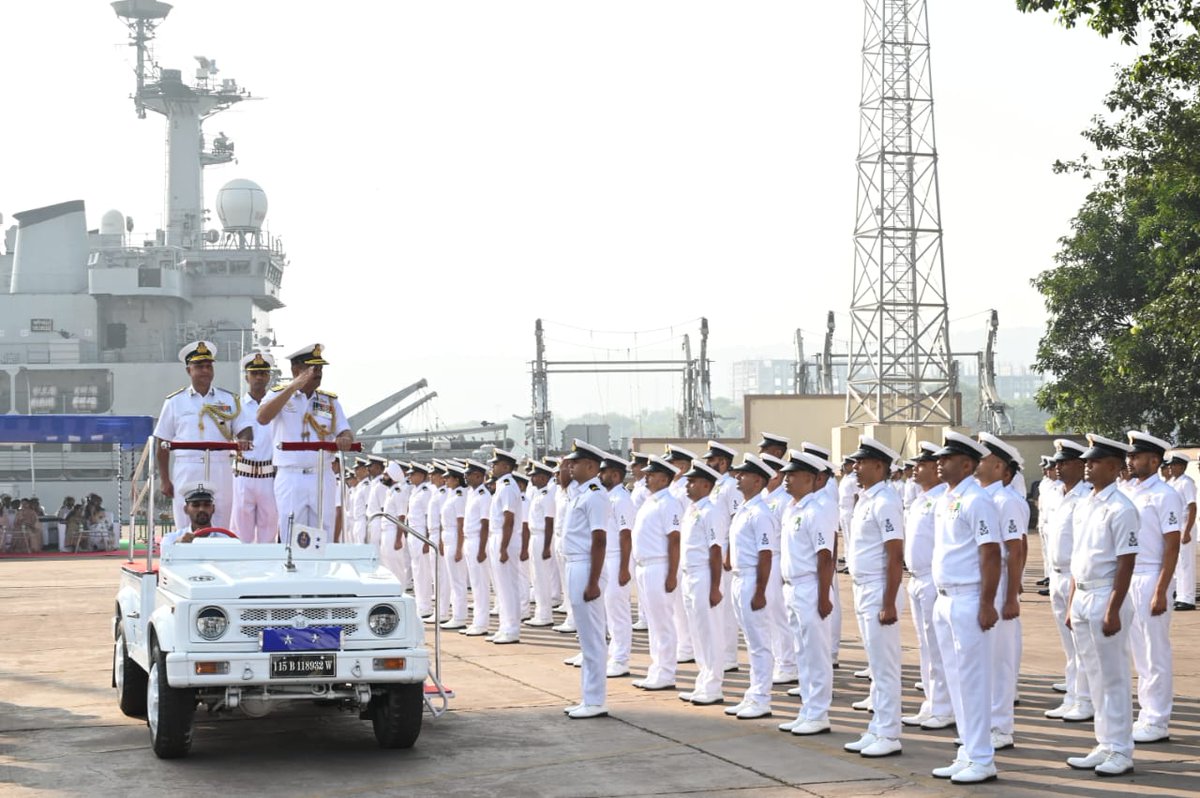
[368,604,399,636]
[196,606,229,640]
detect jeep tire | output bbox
[147,643,196,759]
[369,683,423,749]
[114,625,147,717]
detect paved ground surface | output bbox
[2,538,1199,797]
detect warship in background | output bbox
[0,0,285,507]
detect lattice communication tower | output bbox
[845,0,956,425]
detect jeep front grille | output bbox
[236,606,360,639]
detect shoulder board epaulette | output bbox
[477,487,486,494]
[166,387,185,399]
[270,384,287,392]
[454,488,464,496]
[588,484,601,491]
[316,388,338,398]
[419,484,429,491]
[540,488,548,495]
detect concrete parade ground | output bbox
[1,538,1198,797]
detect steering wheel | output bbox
[192,527,238,539]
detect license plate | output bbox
[270,653,336,678]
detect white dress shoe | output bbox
[552,622,577,633]
[932,750,969,779]
[1051,681,1068,693]
[735,703,772,719]
[723,663,740,673]
[552,603,568,613]
[678,691,695,702]
[1062,702,1095,722]
[1066,745,1108,769]
[859,737,902,758]
[1132,723,1169,743]
[724,700,749,716]
[991,730,1014,750]
[637,680,677,691]
[786,686,803,697]
[691,694,725,706]
[524,618,555,628]
[439,619,466,630]
[490,633,520,644]
[631,619,648,631]
[463,627,489,636]
[792,717,831,736]
[1044,701,1072,719]
[563,653,583,666]
[772,672,799,685]
[902,711,932,727]
[853,667,872,679]
[1095,751,1134,776]
[563,703,582,715]
[920,714,955,730]
[605,664,631,678]
[843,732,878,753]
[950,761,998,784]
[851,697,874,712]
[777,717,801,732]
[914,680,925,693]
[568,704,609,719]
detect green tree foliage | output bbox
[1020,1,1200,438]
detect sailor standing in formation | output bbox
[486,449,524,645]
[1167,453,1197,611]
[677,460,726,705]
[631,456,683,690]
[155,341,239,531]
[600,455,636,678]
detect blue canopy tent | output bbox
[0,416,154,552]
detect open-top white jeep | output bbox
[113,539,432,758]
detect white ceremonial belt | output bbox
[1075,577,1115,592]
[1132,564,1163,576]
[907,570,933,580]
[565,555,592,564]
[783,573,818,586]
[936,583,979,597]
[274,464,315,474]
[851,574,885,586]
[635,556,668,566]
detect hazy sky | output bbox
[2,1,1130,430]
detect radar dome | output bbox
[216,179,268,232]
[100,209,125,235]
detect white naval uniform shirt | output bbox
[383,483,406,539]
[488,475,522,554]
[681,495,720,571]
[154,385,240,460]
[763,484,789,521]
[349,480,368,527]
[983,481,1026,565]
[427,486,447,545]
[902,478,920,510]
[553,481,574,543]
[1039,479,1064,535]
[729,494,780,575]
[266,388,349,469]
[233,393,274,461]
[847,481,904,583]
[408,482,433,534]
[1126,473,1183,574]
[1168,474,1197,522]
[710,473,742,553]
[630,477,650,511]
[463,484,491,541]
[563,477,609,559]
[1047,481,1091,572]
[1070,482,1140,583]
[838,471,860,529]
[632,489,682,564]
[669,478,691,513]
[440,487,466,552]
[903,483,947,579]
[932,478,1001,588]
[393,481,412,520]
[529,484,554,536]
[367,477,388,527]
[161,525,196,547]
[780,492,834,581]
[607,484,636,563]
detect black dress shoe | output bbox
[1175,601,1196,611]
[1036,577,1050,587]
[1037,588,1050,596]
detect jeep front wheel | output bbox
[113,626,147,717]
[147,643,195,759]
[369,683,424,749]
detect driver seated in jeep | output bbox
[162,482,240,546]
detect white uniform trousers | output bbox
[1130,572,1174,728]
[1071,585,1134,758]
[991,574,1022,736]
[171,457,234,531]
[1176,536,1196,604]
[830,570,843,661]
[731,572,777,706]
[379,526,406,583]
[351,517,367,545]
[566,558,608,706]
[410,529,434,616]
[464,541,491,632]
[553,535,575,625]
[906,574,952,718]
[231,475,279,543]
[770,587,797,679]
[367,517,382,547]
[530,535,557,624]
[852,579,903,740]
[274,465,336,541]
[426,542,449,621]
[602,559,632,669]
[446,549,470,624]
[519,556,532,619]
[673,564,694,661]
[1050,571,1090,706]
[720,569,740,669]
[635,559,678,684]
[682,565,724,700]
[783,576,833,720]
[933,585,994,768]
[1039,528,1053,579]
[487,535,521,637]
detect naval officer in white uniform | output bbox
[231,351,279,542]
[154,340,239,532]
[254,343,353,540]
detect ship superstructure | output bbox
[0,0,285,502]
